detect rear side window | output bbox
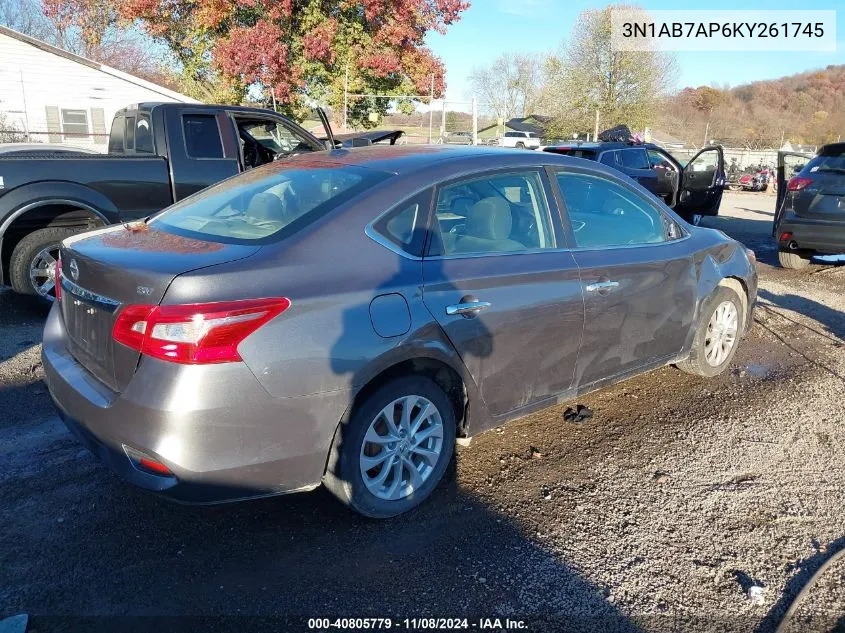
[136,116,154,153]
[124,116,136,151]
[620,148,650,170]
[371,190,432,257]
[599,151,618,167]
[152,164,389,244]
[183,114,224,159]
[108,115,124,154]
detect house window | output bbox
[61,109,89,138]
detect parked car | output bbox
[443,131,474,145]
[773,143,845,269]
[43,145,757,518]
[494,131,541,150]
[0,102,335,300]
[0,143,99,156]
[543,142,726,226]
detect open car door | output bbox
[314,107,336,149]
[772,150,813,235]
[674,146,725,222]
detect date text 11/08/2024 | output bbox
[307,618,529,630]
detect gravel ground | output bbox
[1,192,843,633]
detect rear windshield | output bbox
[803,152,845,175]
[152,162,388,244]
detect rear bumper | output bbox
[777,211,845,254]
[41,304,350,504]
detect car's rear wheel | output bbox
[324,376,456,518]
[9,227,79,300]
[678,285,745,378]
[778,247,814,269]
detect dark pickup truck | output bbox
[0,103,335,299]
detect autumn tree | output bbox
[120,0,470,126]
[544,4,676,137]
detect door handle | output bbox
[585,281,620,293]
[446,300,492,316]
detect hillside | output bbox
[659,64,845,148]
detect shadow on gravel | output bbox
[0,289,50,327]
[758,289,845,343]
[755,535,845,633]
[4,471,641,632]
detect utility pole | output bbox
[471,97,478,145]
[703,121,710,147]
[593,109,600,141]
[441,99,446,139]
[428,75,434,144]
[343,61,349,132]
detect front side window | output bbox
[152,163,388,244]
[556,172,670,248]
[183,114,224,159]
[238,119,316,156]
[61,109,89,138]
[620,148,650,170]
[430,171,555,256]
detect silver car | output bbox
[43,146,757,517]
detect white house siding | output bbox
[0,27,199,152]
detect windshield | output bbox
[151,162,388,244]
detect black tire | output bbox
[515,142,525,149]
[324,376,456,518]
[778,247,813,270]
[678,285,745,378]
[9,227,79,299]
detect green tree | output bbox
[545,4,676,137]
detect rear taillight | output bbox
[55,254,62,302]
[787,177,812,191]
[112,298,290,364]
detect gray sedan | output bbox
[42,146,757,517]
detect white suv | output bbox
[496,131,541,150]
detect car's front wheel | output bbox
[325,376,456,518]
[777,247,814,269]
[678,285,745,378]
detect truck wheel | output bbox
[9,227,79,300]
[515,142,525,149]
[777,247,813,270]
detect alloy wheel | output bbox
[29,244,60,301]
[359,395,444,501]
[704,300,738,366]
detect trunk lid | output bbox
[59,224,259,391]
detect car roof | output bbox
[278,144,623,179]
